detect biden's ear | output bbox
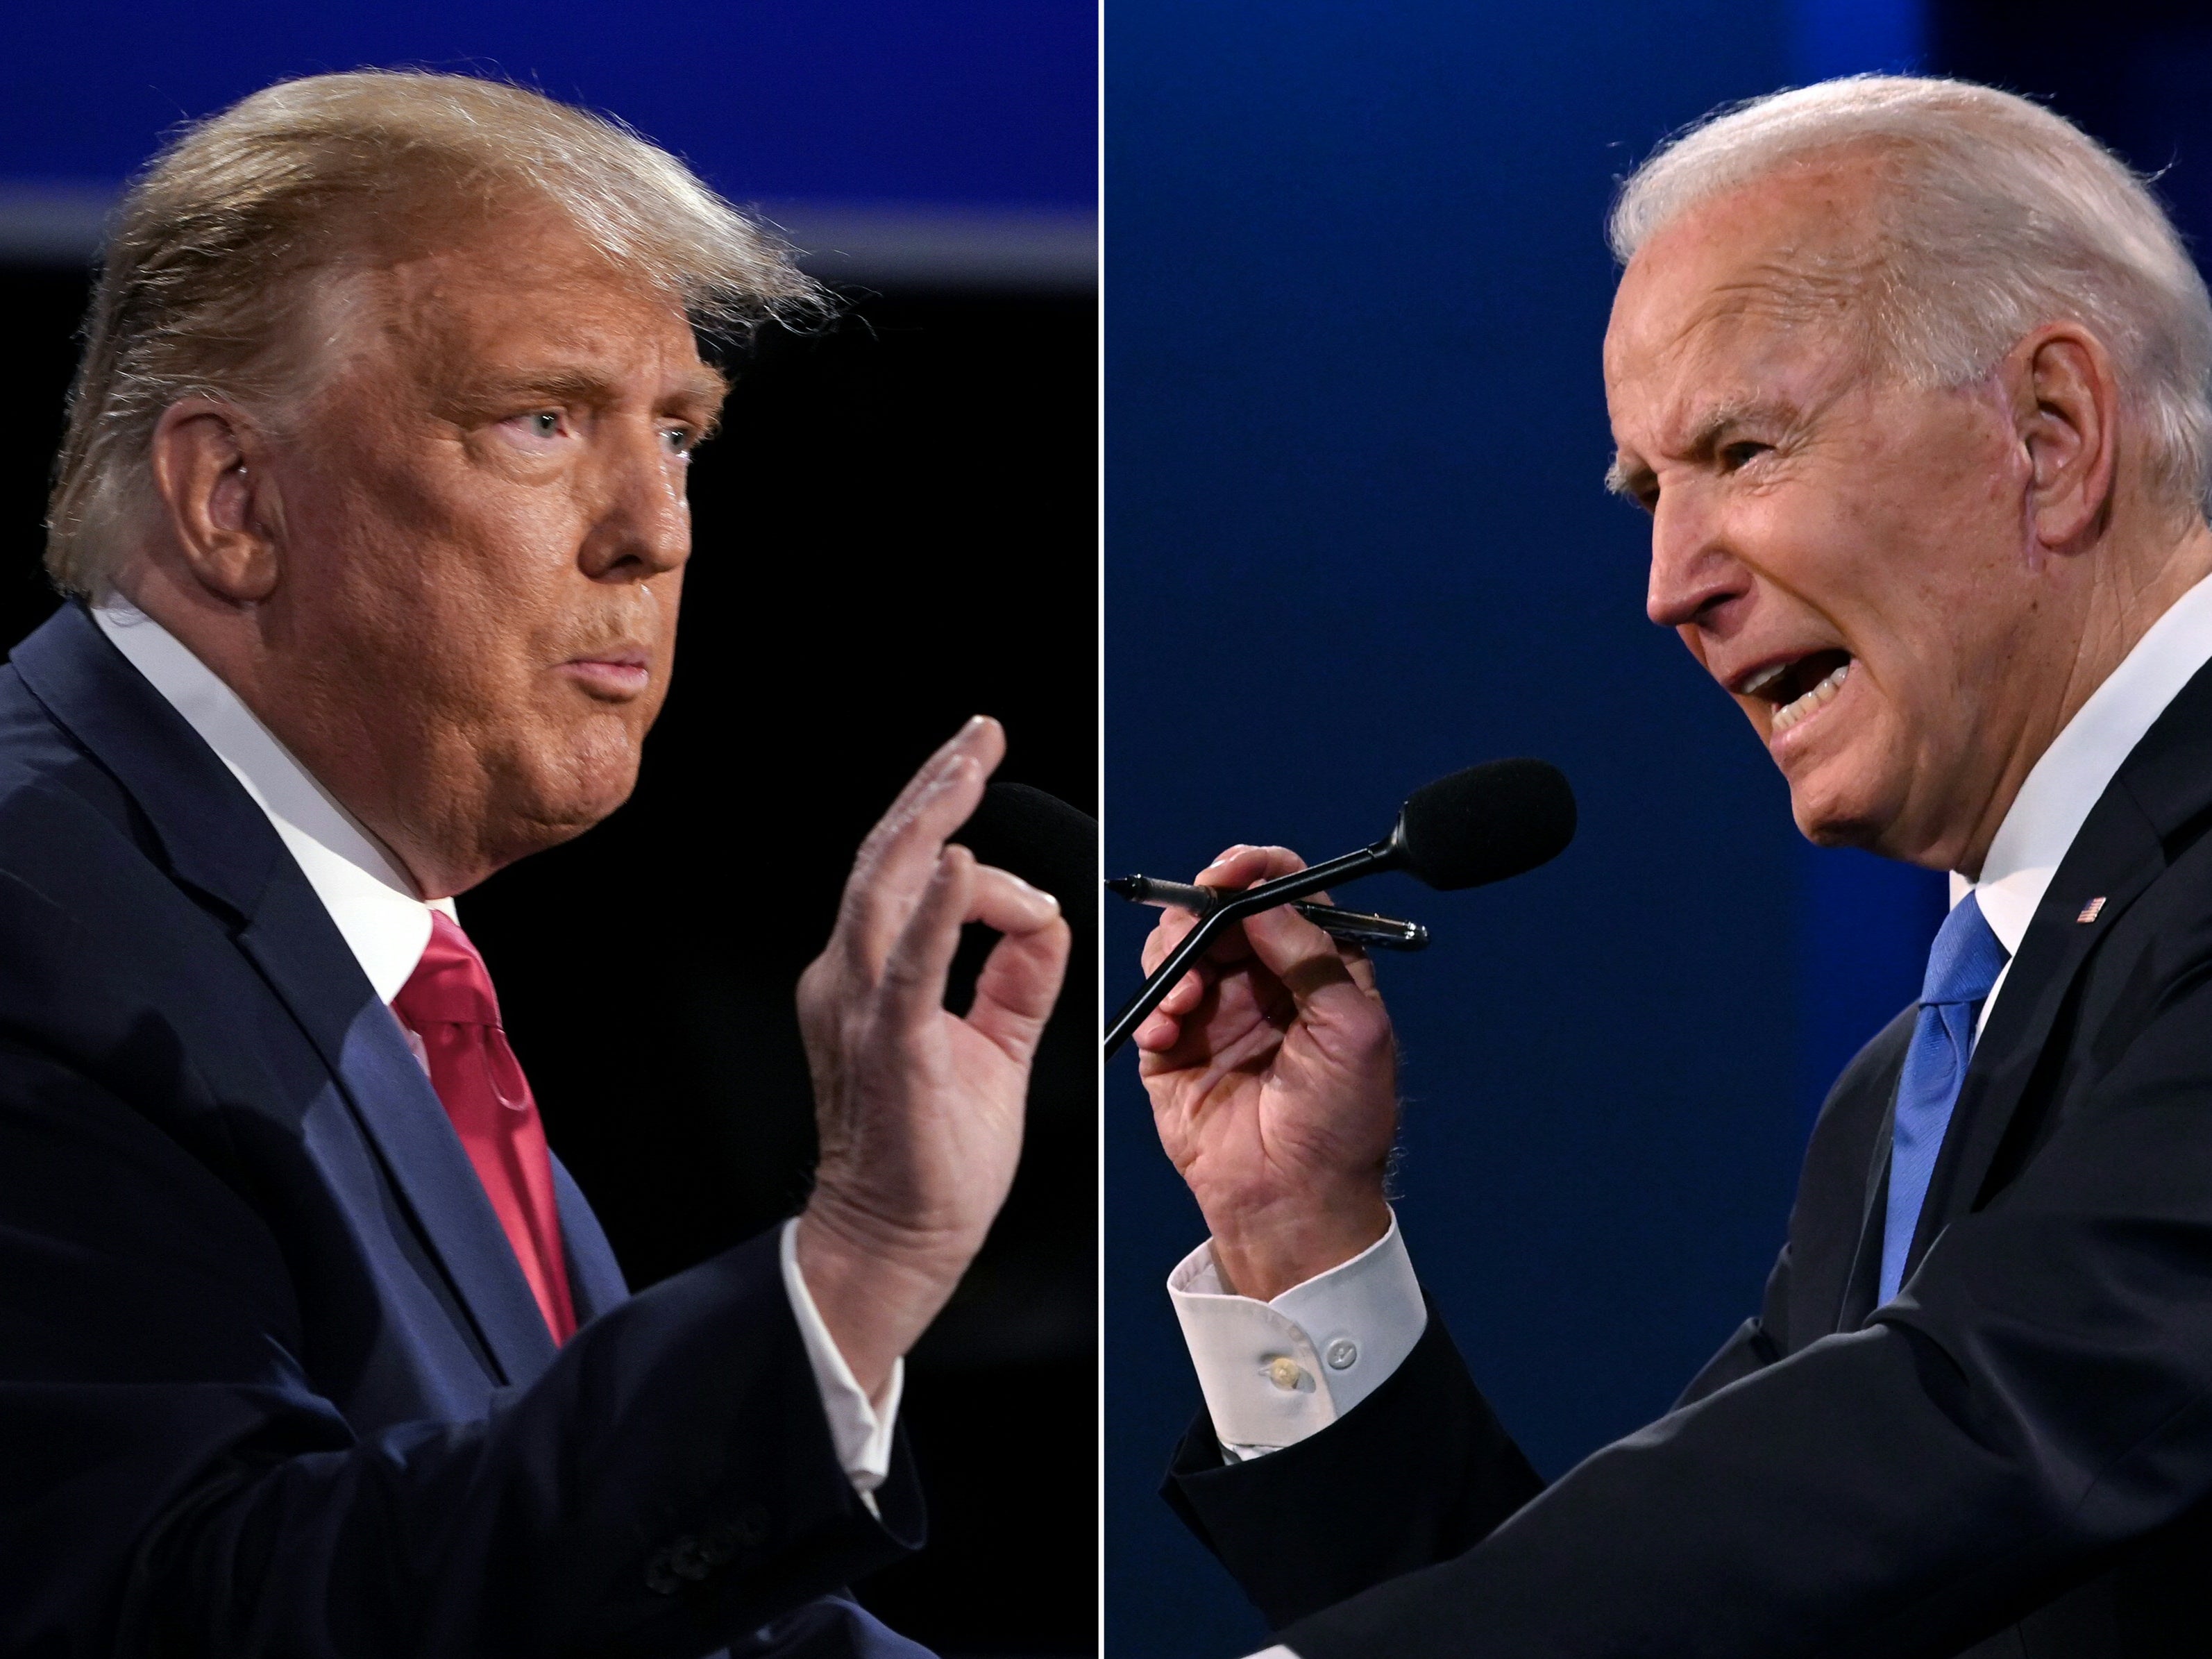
[2007,323,2120,555]
[147,398,282,604]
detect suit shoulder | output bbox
[0,664,163,893]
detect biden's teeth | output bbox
[1741,662,1788,698]
[1769,658,1851,736]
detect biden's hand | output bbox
[1135,844,1398,1301]
[793,716,1071,1399]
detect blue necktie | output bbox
[1878,891,2009,1306]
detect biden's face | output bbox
[264,210,727,892]
[1601,165,2052,874]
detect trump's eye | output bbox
[500,409,573,448]
[661,426,698,456]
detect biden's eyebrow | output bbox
[1605,451,1653,500]
[1682,395,1800,458]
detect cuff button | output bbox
[1265,1356,1304,1390]
[1326,1339,1358,1370]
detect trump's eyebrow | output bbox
[454,362,730,421]
[670,364,732,414]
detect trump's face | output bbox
[257,210,725,893]
[1602,163,2058,873]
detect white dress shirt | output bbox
[91,601,898,1499]
[1959,570,2212,1021]
[1198,573,2212,1659]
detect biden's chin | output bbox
[1780,744,1911,857]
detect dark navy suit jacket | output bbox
[1169,652,2212,1656]
[0,603,928,1658]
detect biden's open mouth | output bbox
[1738,649,1852,737]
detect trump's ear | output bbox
[147,398,282,603]
[2007,323,2120,555]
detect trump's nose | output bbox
[579,421,692,582]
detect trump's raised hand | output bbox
[1135,844,1399,1301]
[794,716,1071,1398]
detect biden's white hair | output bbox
[47,70,828,599]
[1610,75,2212,520]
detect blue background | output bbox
[0,1,1095,209]
[1104,3,1945,1653]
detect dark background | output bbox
[0,8,1097,1657]
[1102,0,2212,1653]
[0,271,1098,1659]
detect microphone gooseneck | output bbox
[1104,759,1575,1059]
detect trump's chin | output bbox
[464,736,645,882]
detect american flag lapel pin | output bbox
[2076,896,2107,925]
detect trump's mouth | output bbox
[1739,650,1852,737]
[559,650,651,699]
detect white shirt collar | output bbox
[1955,569,2212,959]
[91,601,453,1003]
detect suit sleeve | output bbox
[1160,1238,1796,1634]
[1674,1240,1793,1406]
[1157,1006,1896,1636]
[0,1036,920,1659]
[1162,1299,1544,1628]
[1273,954,2212,1659]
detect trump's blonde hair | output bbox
[47,69,825,598]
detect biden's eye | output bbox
[1719,439,1771,471]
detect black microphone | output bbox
[958,781,1096,906]
[944,782,1096,1022]
[1104,759,1576,1058]
[1381,757,1578,889]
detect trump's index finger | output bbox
[835,716,1006,972]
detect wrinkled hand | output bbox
[1136,845,1399,1300]
[794,716,1071,1397]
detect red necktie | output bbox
[391,912,577,1343]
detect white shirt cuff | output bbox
[779,1218,902,1503]
[1246,1649,1300,1659]
[1167,1213,1426,1460]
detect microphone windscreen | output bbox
[956,782,1097,908]
[1396,759,1576,890]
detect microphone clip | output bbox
[1106,875,1429,952]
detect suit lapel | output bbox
[552,1154,630,1323]
[1836,1088,1899,1331]
[1896,656,2212,1288]
[11,604,558,1386]
[235,878,559,1383]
